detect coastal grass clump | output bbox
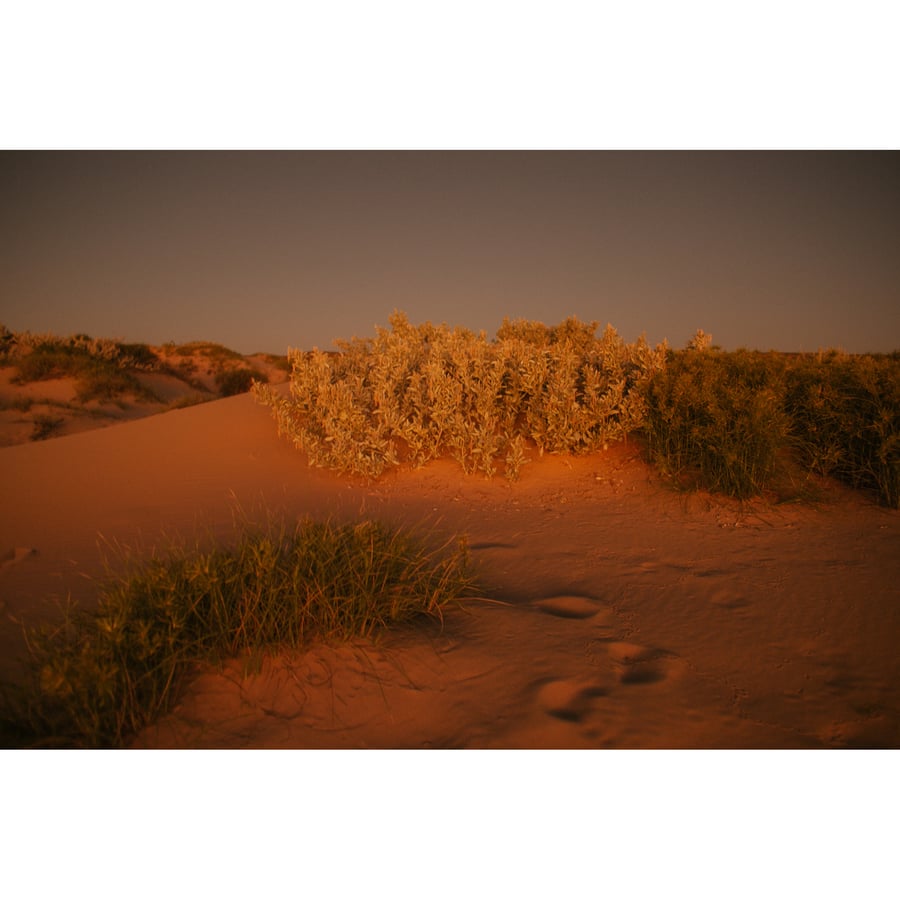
[253,311,666,480]
[0,518,475,749]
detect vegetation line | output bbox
[255,311,899,507]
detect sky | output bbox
[2,150,898,356]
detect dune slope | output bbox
[2,391,898,748]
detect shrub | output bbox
[115,342,158,370]
[641,348,789,498]
[0,518,475,748]
[216,367,266,397]
[785,353,900,507]
[31,414,65,441]
[640,345,900,507]
[254,311,667,479]
[0,323,15,362]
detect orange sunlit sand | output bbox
[2,349,898,749]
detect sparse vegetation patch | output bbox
[0,518,475,749]
[6,329,161,403]
[173,341,244,362]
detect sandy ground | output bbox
[1,387,898,749]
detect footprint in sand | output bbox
[0,547,37,570]
[708,588,750,610]
[605,641,682,686]
[469,541,517,551]
[533,595,607,620]
[536,678,609,723]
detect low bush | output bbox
[254,311,666,479]
[785,353,900,507]
[255,313,898,504]
[641,345,900,506]
[0,323,15,361]
[216,367,267,397]
[31,414,65,441]
[114,342,158,369]
[0,518,475,749]
[641,347,789,499]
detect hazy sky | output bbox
[2,151,898,354]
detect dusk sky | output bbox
[2,150,898,355]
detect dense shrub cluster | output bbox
[256,313,898,507]
[785,352,900,507]
[643,346,900,506]
[642,348,790,498]
[254,312,667,479]
[216,366,267,396]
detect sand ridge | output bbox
[1,390,898,748]
[0,347,288,447]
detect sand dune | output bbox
[0,345,288,447]
[2,389,898,748]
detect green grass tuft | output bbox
[0,518,475,749]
